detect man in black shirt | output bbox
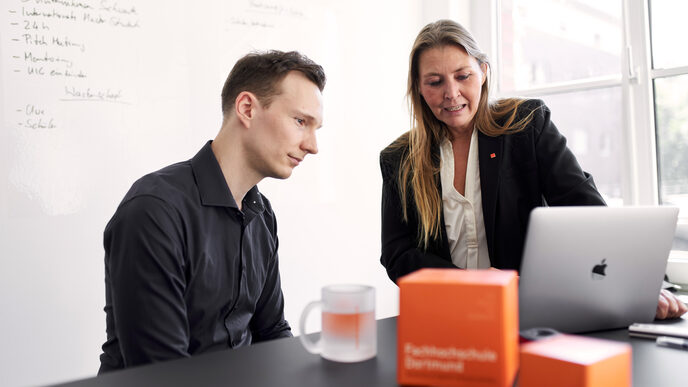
[99,51,326,372]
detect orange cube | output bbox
[398,268,519,387]
[520,334,632,387]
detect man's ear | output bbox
[235,91,258,128]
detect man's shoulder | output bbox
[105,159,200,241]
[121,160,197,209]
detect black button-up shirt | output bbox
[99,141,292,373]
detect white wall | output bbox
[0,1,471,386]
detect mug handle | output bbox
[299,300,323,354]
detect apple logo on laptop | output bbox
[591,259,607,280]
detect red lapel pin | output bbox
[490,153,496,159]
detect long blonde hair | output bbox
[391,20,537,249]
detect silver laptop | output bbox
[519,206,679,333]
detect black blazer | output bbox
[379,99,606,283]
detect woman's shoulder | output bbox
[379,131,412,181]
[380,131,410,165]
[493,97,548,119]
[488,98,552,137]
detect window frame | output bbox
[466,0,688,264]
[471,0,688,209]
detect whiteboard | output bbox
[0,0,430,385]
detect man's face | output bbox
[245,71,324,180]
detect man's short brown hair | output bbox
[221,50,326,115]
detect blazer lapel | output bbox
[477,131,503,255]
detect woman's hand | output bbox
[655,289,688,319]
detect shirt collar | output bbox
[190,140,265,212]
[439,128,480,201]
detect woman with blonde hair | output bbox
[379,20,685,319]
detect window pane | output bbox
[655,74,688,251]
[499,0,622,90]
[538,87,623,205]
[650,0,688,69]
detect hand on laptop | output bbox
[656,289,688,319]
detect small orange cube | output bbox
[520,334,632,387]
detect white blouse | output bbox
[439,129,491,269]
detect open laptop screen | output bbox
[518,206,678,333]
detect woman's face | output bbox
[417,45,487,136]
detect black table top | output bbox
[52,317,688,387]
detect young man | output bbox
[99,51,325,372]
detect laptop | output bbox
[518,206,679,333]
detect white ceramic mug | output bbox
[299,284,376,362]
